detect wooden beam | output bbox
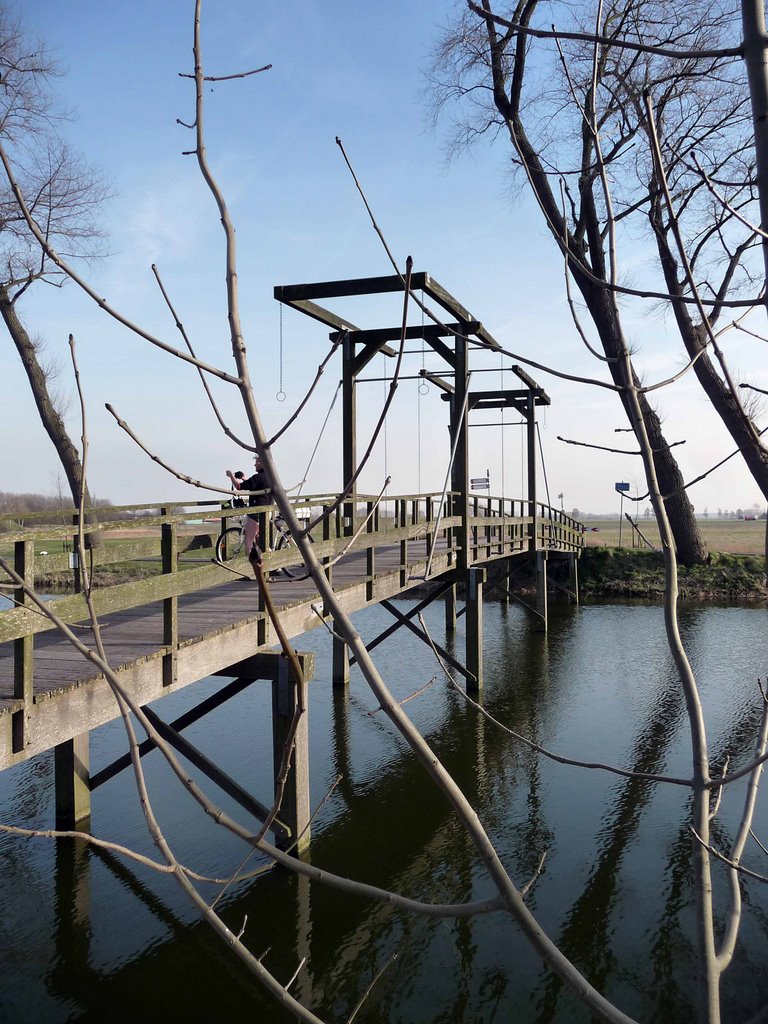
[276,296,361,333]
[141,704,290,840]
[275,273,427,301]
[421,369,454,395]
[348,581,454,665]
[272,654,311,854]
[513,363,551,403]
[90,675,260,790]
[332,322,477,347]
[377,598,476,684]
[218,651,315,682]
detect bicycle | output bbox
[215,509,314,579]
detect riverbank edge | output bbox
[561,548,767,601]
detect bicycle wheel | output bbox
[215,526,245,563]
[275,527,313,579]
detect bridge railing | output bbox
[0,492,582,646]
[0,494,583,745]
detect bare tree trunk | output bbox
[0,284,100,546]
[742,0,768,313]
[571,237,708,565]
[492,87,708,564]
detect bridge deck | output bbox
[0,494,583,769]
[0,539,437,700]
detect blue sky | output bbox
[3,0,767,516]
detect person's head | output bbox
[254,455,263,471]
[234,471,244,480]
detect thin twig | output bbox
[347,953,398,1024]
[520,851,548,899]
[152,263,255,451]
[180,63,272,82]
[369,676,438,715]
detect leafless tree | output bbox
[2,3,768,1023]
[0,5,107,534]
[431,0,768,565]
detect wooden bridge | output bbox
[0,492,582,847]
[1,270,585,851]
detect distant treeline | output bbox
[0,491,146,528]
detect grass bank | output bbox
[578,548,767,600]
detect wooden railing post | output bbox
[425,495,434,566]
[13,539,34,753]
[399,499,407,588]
[322,504,333,591]
[161,507,178,687]
[366,499,375,601]
[71,514,82,594]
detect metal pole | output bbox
[619,491,624,546]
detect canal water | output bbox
[1,596,767,1023]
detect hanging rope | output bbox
[383,363,389,485]
[536,422,552,508]
[293,379,342,497]
[276,303,286,402]
[417,380,422,494]
[417,372,473,581]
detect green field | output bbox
[583,518,767,555]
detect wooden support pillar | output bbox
[536,551,548,632]
[322,503,333,590]
[500,558,511,607]
[272,655,311,855]
[55,732,91,828]
[465,567,486,694]
[451,322,471,574]
[445,582,457,633]
[332,629,350,688]
[161,508,178,687]
[527,392,538,554]
[13,539,34,754]
[342,333,357,537]
[71,513,82,594]
[366,498,375,601]
[568,552,579,605]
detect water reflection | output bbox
[1,600,767,1022]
